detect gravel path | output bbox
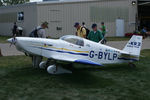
[0,43,24,56]
[0,38,150,56]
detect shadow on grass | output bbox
[1,65,116,89]
[0,60,140,90]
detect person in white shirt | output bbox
[30,21,49,68]
[37,21,49,38]
[17,26,23,36]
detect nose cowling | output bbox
[7,38,17,44]
[7,38,13,43]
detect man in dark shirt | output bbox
[12,22,18,36]
[88,24,103,43]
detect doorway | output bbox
[138,1,150,31]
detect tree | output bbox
[0,0,3,6]
[0,0,29,6]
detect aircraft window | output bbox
[61,36,84,46]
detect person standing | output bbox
[100,22,107,44]
[74,22,86,38]
[82,22,86,28]
[37,21,48,38]
[17,26,23,36]
[100,22,106,36]
[29,21,48,38]
[12,22,18,36]
[0,48,2,57]
[88,24,103,43]
[29,21,49,68]
[141,27,148,38]
[82,22,90,39]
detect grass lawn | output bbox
[0,49,150,100]
[0,36,11,43]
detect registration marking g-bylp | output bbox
[89,50,118,60]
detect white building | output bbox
[0,0,138,38]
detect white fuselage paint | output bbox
[11,36,129,65]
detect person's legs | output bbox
[0,48,3,57]
[103,33,107,44]
[103,38,107,44]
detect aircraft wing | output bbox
[49,56,103,66]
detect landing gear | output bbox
[128,62,136,68]
[32,57,72,74]
[39,61,47,69]
[39,59,53,69]
[32,56,42,68]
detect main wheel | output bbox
[39,61,47,69]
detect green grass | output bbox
[106,37,130,41]
[0,36,11,43]
[0,50,150,100]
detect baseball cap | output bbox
[92,24,97,28]
[42,21,49,28]
[74,22,80,27]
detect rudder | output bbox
[123,35,143,57]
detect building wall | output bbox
[0,0,137,37]
[0,3,38,36]
[37,0,137,38]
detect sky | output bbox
[30,0,84,2]
[30,0,42,2]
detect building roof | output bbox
[37,0,102,5]
[0,0,124,9]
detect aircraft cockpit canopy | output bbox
[60,35,84,46]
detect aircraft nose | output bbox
[7,38,17,44]
[7,38,13,43]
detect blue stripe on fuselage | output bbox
[75,59,103,66]
[118,57,138,61]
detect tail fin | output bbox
[123,35,143,57]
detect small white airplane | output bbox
[8,35,142,74]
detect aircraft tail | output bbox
[123,35,143,57]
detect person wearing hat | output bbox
[88,24,103,43]
[30,21,48,68]
[37,21,49,38]
[74,22,86,38]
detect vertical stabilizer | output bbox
[123,35,143,57]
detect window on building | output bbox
[17,12,24,22]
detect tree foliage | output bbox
[0,0,29,6]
